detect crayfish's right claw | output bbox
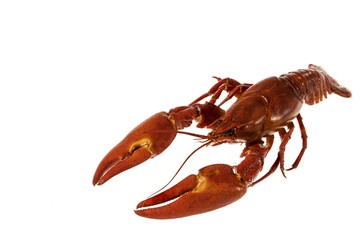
[135,164,248,219]
[93,112,177,186]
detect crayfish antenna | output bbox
[176,130,208,140]
[147,139,212,199]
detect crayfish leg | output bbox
[287,114,308,171]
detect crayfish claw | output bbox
[135,164,247,219]
[93,112,177,185]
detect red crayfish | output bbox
[93,64,351,219]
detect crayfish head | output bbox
[208,94,268,145]
[207,125,242,145]
[208,117,264,145]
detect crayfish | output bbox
[93,64,351,219]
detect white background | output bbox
[1,1,359,239]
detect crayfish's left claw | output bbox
[93,103,225,186]
[93,112,177,186]
[135,164,247,219]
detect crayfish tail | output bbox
[280,64,352,105]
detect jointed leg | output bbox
[245,135,275,187]
[189,77,252,107]
[277,122,295,178]
[252,122,295,186]
[251,115,307,185]
[287,114,308,171]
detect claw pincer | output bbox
[92,112,177,186]
[93,103,224,186]
[135,164,247,219]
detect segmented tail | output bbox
[280,64,352,105]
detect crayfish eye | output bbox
[222,128,236,137]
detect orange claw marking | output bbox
[135,164,247,219]
[92,112,177,185]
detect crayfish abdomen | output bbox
[93,64,351,219]
[280,64,352,104]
